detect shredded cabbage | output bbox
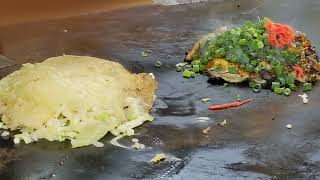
[0,55,156,148]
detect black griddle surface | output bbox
[1,0,320,179]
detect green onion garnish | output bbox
[271,82,280,90]
[200,65,206,72]
[245,64,254,72]
[274,87,284,95]
[183,70,192,78]
[277,77,285,86]
[254,66,261,73]
[272,63,282,78]
[249,81,256,88]
[253,83,262,93]
[192,65,200,73]
[284,88,291,96]
[190,71,196,78]
[239,39,247,46]
[201,97,211,103]
[250,60,258,66]
[176,66,183,72]
[258,62,266,70]
[141,51,148,57]
[303,82,312,91]
[194,60,201,65]
[284,73,295,85]
[154,61,162,67]
[255,40,264,49]
[228,66,237,74]
[289,84,297,91]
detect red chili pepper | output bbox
[208,98,254,110]
[292,66,304,80]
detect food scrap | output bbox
[195,117,210,123]
[298,93,309,104]
[201,97,211,103]
[208,98,253,110]
[236,94,241,101]
[202,127,211,134]
[286,124,293,129]
[175,62,188,72]
[182,70,195,78]
[154,60,162,67]
[141,51,148,57]
[183,17,320,95]
[131,138,145,150]
[132,138,139,143]
[218,119,227,127]
[150,153,166,163]
[195,117,210,121]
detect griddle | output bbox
[1,0,320,179]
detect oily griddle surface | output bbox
[1,0,320,179]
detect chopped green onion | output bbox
[190,71,196,78]
[250,52,257,58]
[239,39,247,46]
[284,73,295,85]
[254,66,261,73]
[200,65,206,72]
[255,40,264,49]
[230,57,237,63]
[245,64,254,72]
[284,88,292,96]
[176,66,183,72]
[201,97,211,103]
[183,70,192,78]
[303,82,312,91]
[253,83,262,93]
[271,59,280,66]
[274,87,284,95]
[154,61,162,67]
[271,82,280,90]
[228,67,237,74]
[277,77,285,86]
[215,48,226,58]
[250,60,258,66]
[194,60,201,65]
[258,62,266,70]
[141,51,148,57]
[249,81,256,88]
[247,27,255,34]
[192,65,200,73]
[289,84,297,91]
[176,62,188,67]
[272,64,282,78]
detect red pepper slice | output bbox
[208,98,254,110]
